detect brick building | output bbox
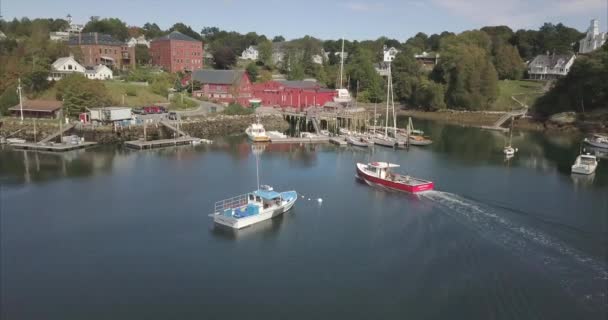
[150,31,204,73]
[191,70,252,104]
[252,81,337,111]
[69,33,135,70]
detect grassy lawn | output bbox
[492,80,545,111]
[104,81,168,106]
[37,81,168,107]
[168,94,199,110]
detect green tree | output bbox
[82,17,129,41]
[212,46,237,69]
[346,46,384,102]
[493,44,525,80]
[142,22,164,39]
[169,23,202,41]
[135,44,151,65]
[392,50,423,103]
[534,44,608,115]
[55,74,111,115]
[272,36,285,42]
[258,39,273,66]
[246,62,259,82]
[0,86,19,115]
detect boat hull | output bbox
[347,137,369,147]
[584,139,608,149]
[246,133,270,143]
[571,165,596,175]
[356,164,434,193]
[372,138,397,148]
[213,192,297,229]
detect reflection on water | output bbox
[1,120,606,187]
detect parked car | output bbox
[132,108,144,115]
[168,112,178,120]
[142,105,167,114]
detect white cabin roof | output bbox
[370,162,400,169]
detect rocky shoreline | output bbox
[0,114,290,144]
[396,109,608,134]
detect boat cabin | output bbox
[365,162,401,180]
[248,123,266,135]
[579,155,597,165]
[249,189,282,209]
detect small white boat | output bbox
[211,186,298,229]
[504,146,518,156]
[503,116,517,157]
[246,123,270,142]
[347,136,370,147]
[584,134,608,149]
[571,153,598,175]
[6,138,26,145]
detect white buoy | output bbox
[308,198,311,201]
[317,198,323,203]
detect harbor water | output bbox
[1,119,607,319]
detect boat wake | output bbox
[422,190,608,311]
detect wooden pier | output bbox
[11,141,97,152]
[124,137,202,150]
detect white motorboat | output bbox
[211,185,298,229]
[571,153,598,175]
[584,134,608,149]
[245,123,270,142]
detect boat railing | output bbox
[214,194,249,213]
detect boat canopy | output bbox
[253,189,281,200]
[370,162,400,169]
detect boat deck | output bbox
[392,174,432,186]
[221,204,260,219]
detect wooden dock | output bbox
[11,141,97,152]
[124,137,202,149]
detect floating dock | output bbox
[329,137,347,146]
[11,141,98,152]
[124,137,203,149]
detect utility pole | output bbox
[17,78,24,122]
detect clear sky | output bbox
[2,0,607,40]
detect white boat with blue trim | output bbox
[211,186,297,229]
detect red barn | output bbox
[150,31,204,73]
[252,80,337,111]
[191,70,253,104]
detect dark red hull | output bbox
[356,166,434,193]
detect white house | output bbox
[85,64,113,80]
[579,19,607,54]
[241,45,259,60]
[127,35,150,48]
[48,56,86,81]
[527,53,576,80]
[0,31,7,40]
[312,54,324,64]
[383,46,400,62]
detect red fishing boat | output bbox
[356,162,434,193]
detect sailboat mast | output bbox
[390,63,396,135]
[339,38,345,89]
[384,62,390,138]
[256,150,260,191]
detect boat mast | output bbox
[384,62,390,138]
[390,62,396,136]
[255,148,260,191]
[339,38,345,89]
